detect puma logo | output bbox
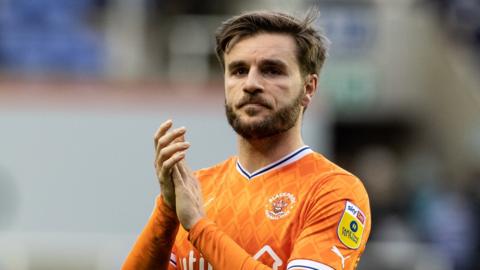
[331,246,350,270]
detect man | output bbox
[123,10,371,270]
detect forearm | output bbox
[189,218,272,270]
[123,196,179,270]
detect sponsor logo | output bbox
[253,245,282,270]
[350,221,358,232]
[356,211,365,224]
[337,201,366,249]
[181,246,282,270]
[265,192,296,220]
[179,250,212,270]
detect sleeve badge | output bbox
[337,201,366,249]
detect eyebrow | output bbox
[259,59,288,69]
[227,59,288,71]
[227,61,246,71]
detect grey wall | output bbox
[0,97,326,269]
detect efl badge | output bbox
[337,201,366,249]
[265,192,296,220]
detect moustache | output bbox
[236,95,272,109]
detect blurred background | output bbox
[0,0,479,269]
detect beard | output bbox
[225,90,304,140]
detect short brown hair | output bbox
[215,10,329,76]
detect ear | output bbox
[302,74,318,107]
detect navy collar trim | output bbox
[236,146,313,180]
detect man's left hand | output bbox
[172,160,206,231]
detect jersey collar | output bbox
[235,146,313,180]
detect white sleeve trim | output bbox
[287,259,334,270]
[169,253,177,268]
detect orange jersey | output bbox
[168,146,371,270]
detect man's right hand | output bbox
[154,120,190,210]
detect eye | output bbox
[231,67,248,76]
[262,66,284,76]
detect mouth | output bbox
[237,99,272,110]
[240,103,269,109]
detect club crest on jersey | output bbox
[265,192,296,220]
[337,201,366,249]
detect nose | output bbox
[243,68,264,94]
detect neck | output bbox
[237,122,304,173]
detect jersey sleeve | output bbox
[287,174,371,270]
[122,195,180,270]
[189,218,274,270]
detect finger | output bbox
[161,151,186,178]
[156,141,190,167]
[154,120,173,151]
[156,127,187,156]
[173,134,185,143]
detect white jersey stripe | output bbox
[169,253,177,267]
[236,146,313,180]
[287,259,334,270]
